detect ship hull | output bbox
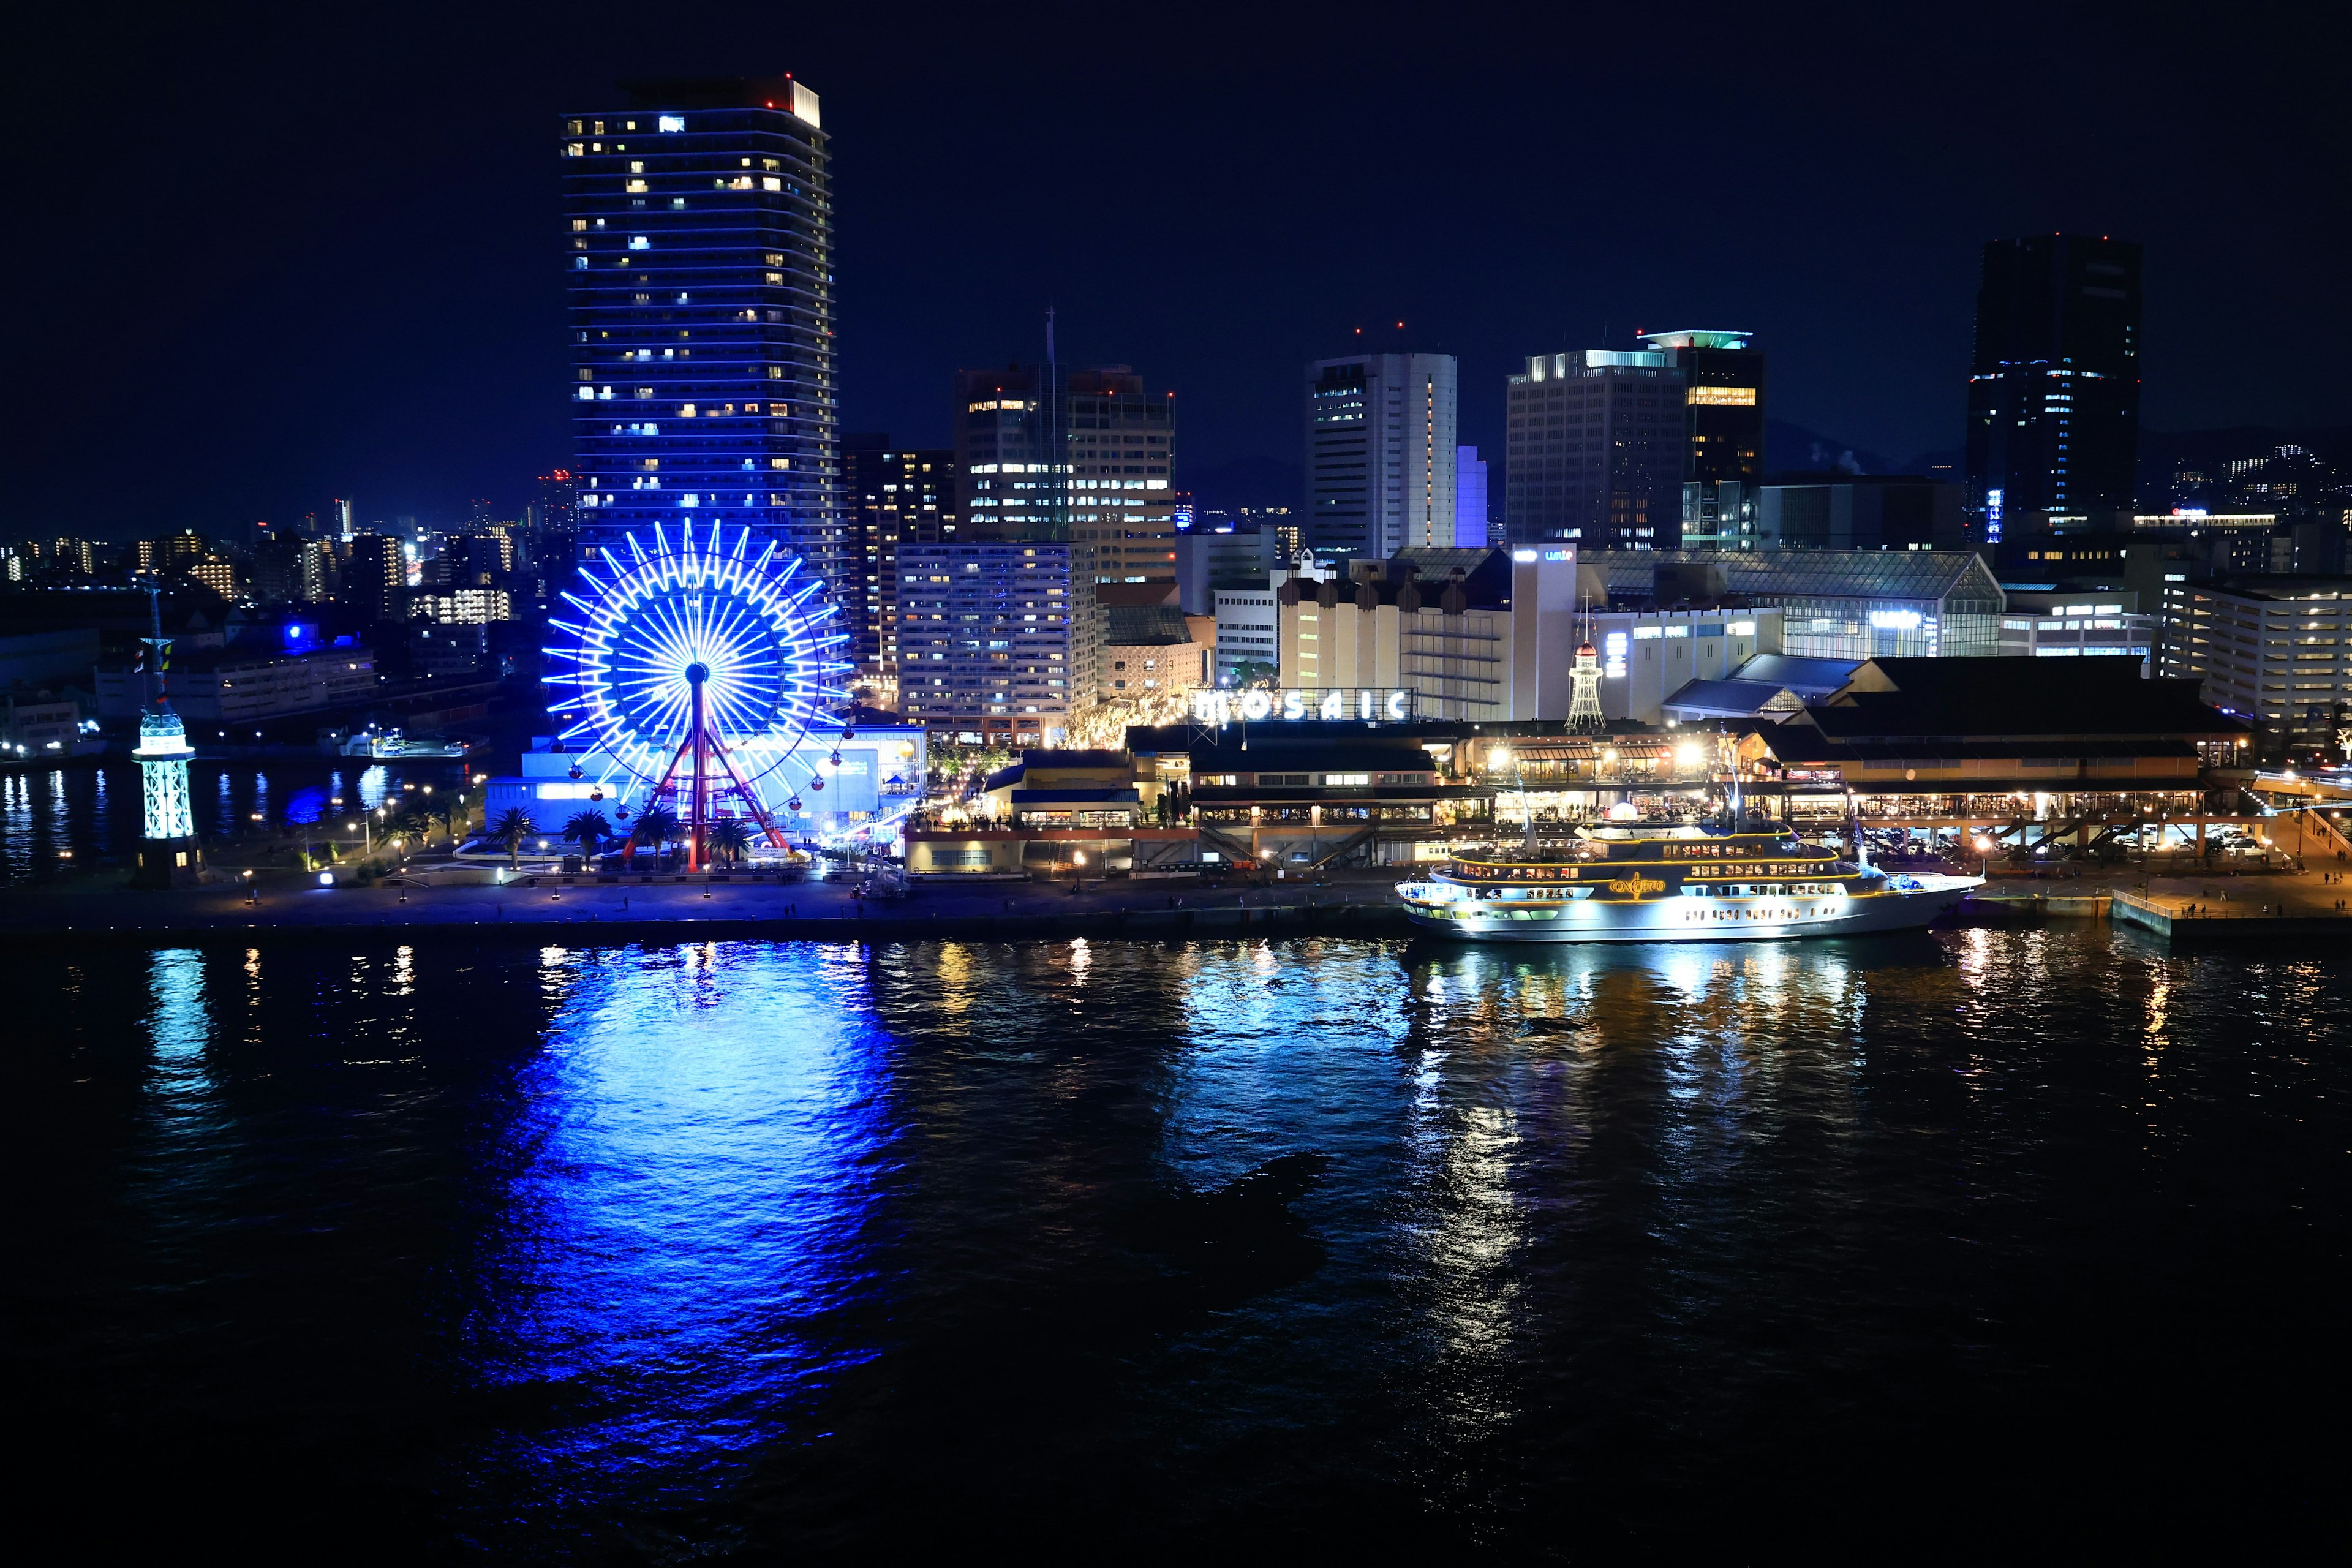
[1400,876,1981,944]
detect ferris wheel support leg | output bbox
[688,676,709,874]
[706,728,791,848]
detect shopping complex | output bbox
[897,655,2261,876]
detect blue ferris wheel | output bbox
[545,522,854,865]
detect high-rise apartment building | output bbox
[1303,353,1458,557]
[843,434,959,699]
[1504,350,1688,549]
[956,361,1177,558]
[345,535,407,624]
[532,470,579,537]
[1066,366,1177,584]
[137,531,208,576]
[560,75,842,595]
[951,359,1176,720]
[1638,329,1765,548]
[1965,234,2143,540]
[894,541,1074,746]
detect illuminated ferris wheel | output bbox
[545,521,853,867]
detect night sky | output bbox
[7,3,2346,537]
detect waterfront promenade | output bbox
[0,867,1409,946]
[9,864,2352,948]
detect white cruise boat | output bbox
[1396,821,1980,943]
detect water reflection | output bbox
[445,941,896,1534]
[0,760,459,881]
[15,930,2352,1556]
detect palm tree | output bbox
[489,805,535,867]
[706,818,753,868]
[427,801,456,845]
[562,809,614,859]
[387,804,431,856]
[632,806,682,866]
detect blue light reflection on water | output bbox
[442,941,897,1530]
[11,930,2352,1556]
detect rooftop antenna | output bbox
[1046,304,1057,366]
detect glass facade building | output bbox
[1964,234,2142,536]
[559,77,844,601]
[1583,549,2005,660]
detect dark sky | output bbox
[7,2,2346,537]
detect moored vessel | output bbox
[1396,821,1979,943]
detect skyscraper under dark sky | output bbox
[560,75,844,595]
[1964,234,2142,538]
[1638,329,1765,549]
[1503,350,1686,549]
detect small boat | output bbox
[1396,821,1980,943]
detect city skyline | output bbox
[6,8,2349,539]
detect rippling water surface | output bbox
[11,930,2350,1558]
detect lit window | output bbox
[657,115,685,132]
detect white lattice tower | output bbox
[1567,641,1606,733]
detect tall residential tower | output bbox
[560,76,844,595]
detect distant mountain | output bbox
[1765,419,1901,477]
[1183,454,1301,511]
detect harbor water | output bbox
[9,929,2349,1557]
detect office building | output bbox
[1068,366,1178,583]
[1174,528,1280,614]
[1213,586,1281,687]
[255,538,336,604]
[1964,234,2143,539]
[2160,577,2352,750]
[956,359,1177,712]
[1639,330,1765,548]
[1580,548,2006,659]
[1455,447,1488,547]
[560,75,843,600]
[1504,350,1687,549]
[1998,589,2157,674]
[956,362,1068,534]
[1756,476,1969,551]
[843,435,959,699]
[894,541,1074,746]
[958,360,1176,552]
[1303,352,1458,557]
